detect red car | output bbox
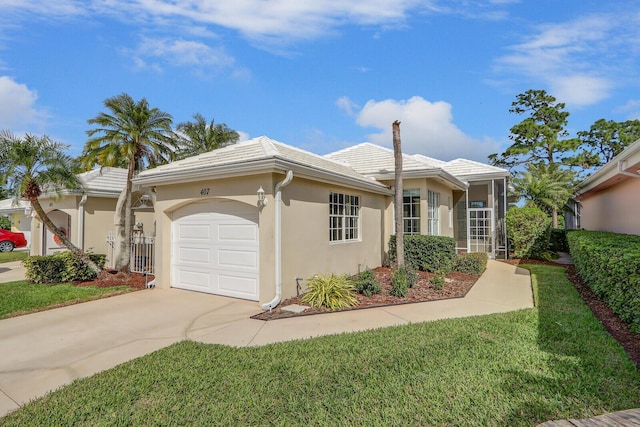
[0,229,27,252]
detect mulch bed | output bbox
[251,267,479,321]
[506,258,640,369]
[73,270,154,290]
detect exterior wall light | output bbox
[257,186,267,207]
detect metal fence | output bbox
[105,232,155,274]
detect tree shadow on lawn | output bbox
[500,264,640,425]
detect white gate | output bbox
[105,231,155,274]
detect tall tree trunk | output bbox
[115,158,135,274]
[30,198,101,274]
[393,120,404,268]
[552,208,558,228]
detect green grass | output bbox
[3,265,639,426]
[0,251,28,263]
[0,281,133,319]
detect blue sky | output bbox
[1,0,639,163]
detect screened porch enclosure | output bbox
[453,178,507,259]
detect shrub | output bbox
[23,252,106,284]
[430,274,445,290]
[390,266,418,297]
[353,269,381,297]
[568,230,640,332]
[453,253,488,275]
[24,256,66,284]
[301,274,358,310]
[57,252,106,282]
[389,235,456,273]
[505,206,551,259]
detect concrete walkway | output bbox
[0,261,27,283]
[0,260,532,418]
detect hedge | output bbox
[453,252,488,276]
[24,252,106,284]
[506,206,551,259]
[568,230,640,332]
[389,235,456,274]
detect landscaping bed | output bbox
[252,267,479,320]
[74,270,154,290]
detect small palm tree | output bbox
[0,130,100,274]
[82,93,176,273]
[175,113,239,159]
[512,163,575,228]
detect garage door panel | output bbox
[173,268,212,291]
[218,273,258,298]
[218,249,257,269]
[176,224,212,241]
[172,200,259,301]
[218,223,257,242]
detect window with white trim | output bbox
[329,192,360,242]
[427,190,440,235]
[403,189,420,234]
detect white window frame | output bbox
[329,192,360,243]
[403,188,420,234]
[427,190,440,236]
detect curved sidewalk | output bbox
[191,260,534,346]
[0,260,532,418]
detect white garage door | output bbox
[172,200,259,300]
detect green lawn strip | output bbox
[3,265,639,426]
[0,281,133,319]
[0,251,28,263]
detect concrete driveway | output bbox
[0,289,262,417]
[0,260,532,418]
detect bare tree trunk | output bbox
[393,120,404,268]
[115,158,134,274]
[552,208,558,229]
[30,198,101,274]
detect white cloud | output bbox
[344,96,500,161]
[0,76,47,130]
[336,96,359,117]
[493,14,629,107]
[127,37,237,75]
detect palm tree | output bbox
[0,130,100,274]
[82,93,175,273]
[512,163,575,228]
[175,113,239,159]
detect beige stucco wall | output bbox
[151,173,276,304]
[380,178,455,237]
[280,177,389,300]
[149,172,391,304]
[579,178,640,235]
[29,193,155,259]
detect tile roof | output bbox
[326,143,441,175]
[326,143,507,181]
[136,137,389,191]
[441,158,508,179]
[76,167,128,193]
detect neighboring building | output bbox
[29,167,155,267]
[134,136,509,308]
[572,139,640,235]
[0,199,32,247]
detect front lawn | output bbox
[0,251,28,263]
[3,265,639,426]
[0,281,133,319]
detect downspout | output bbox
[618,160,640,178]
[262,170,294,311]
[78,194,88,249]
